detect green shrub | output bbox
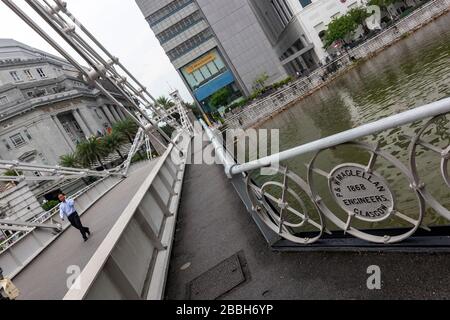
[42,200,60,212]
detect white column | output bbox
[102,106,116,125]
[109,105,122,123]
[77,108,98,135]
[72,110,92,138]
[116,106,127,120]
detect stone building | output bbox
[0,39,132,167]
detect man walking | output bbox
[58,193,91,242]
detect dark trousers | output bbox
[68,212,90,240]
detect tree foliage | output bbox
[156,96,175,110]
[42,200,60,212]
[253,72,269,91]
[112,117,139,144]
[367,0,397,8]
[209,87,231,109]
[76,137,109,169]
[103,131,127,161]
[2,169,21,177]
[60,153,80,168]
[323,7,371,48]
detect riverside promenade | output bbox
[224,0,450,130]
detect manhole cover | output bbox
[187,254,246,300]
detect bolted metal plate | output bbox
[187,254,246,300]
[329,163,395,223]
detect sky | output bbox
[0,0,193,102]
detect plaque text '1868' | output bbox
[329,164,395,222]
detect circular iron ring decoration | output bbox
[246,166,325,245]
[308,142,425,244]
[409,116,450,220]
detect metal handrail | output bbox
[0,174,120,253]
[63,132,188,300]
[206,97,450,176]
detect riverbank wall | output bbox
[223,0,450,130]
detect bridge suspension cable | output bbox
[1,0,194,183]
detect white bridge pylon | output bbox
[0,0,194,183]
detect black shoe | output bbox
[83,237,88,242]
[86,229,91,236]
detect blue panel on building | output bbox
[194,71,235,101]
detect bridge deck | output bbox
[13,161,157,300]
[166,163,450,300]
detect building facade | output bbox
[136,0,289,111]
[284,0,366,62]
[0,39,131,167]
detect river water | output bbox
[256,13,450,231]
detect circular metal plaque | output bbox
[328,164,395,222]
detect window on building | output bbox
[2,139,11,151]
[10,71,21,82]
[24,69,34,80]
[36,68,47,78]
[331,12,341,20]
[156,11,203,44]
[167,28,214,61]
[0,96,8,105]
[181,49,227,90]
[147,0,194,26]
[271,0,288,26]
[10,133,26,148]
[26,91,34,98]
[72,121,82,132]
[299,0,312,8]
[24,129,32,140]
[283,0,294,17]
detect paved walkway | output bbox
[14,161,156,300]
[166,163,450,300]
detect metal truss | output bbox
[0,0,195,184]
[0,160,124,183]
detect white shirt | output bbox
[59,199,76,220]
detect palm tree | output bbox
[76,137,109,169]
[103,131,127,161]
[156,96,175,110]
[60,153,80,168]
[113,117,139,144]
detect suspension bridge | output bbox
[1,0,450,300]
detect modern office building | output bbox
[0,39,131,167]
[136,1,370,105]
[136,0,290,111]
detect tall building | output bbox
[0,39,131,167]
[248,0,320,76]
[136,1,368,106]
[136,0,289,111]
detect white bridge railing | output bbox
[205,97,450,245]
[64,132,191,300]
[0,173,124,278]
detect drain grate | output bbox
[187,254,246,300]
